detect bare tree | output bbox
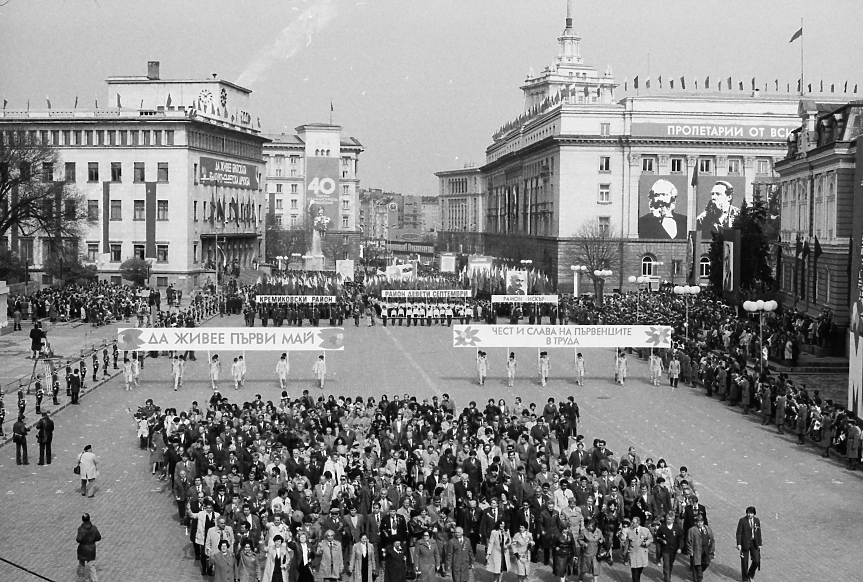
[569,219,621,302]
[265,213,309,267]
[1,140,91,245]
[320,235,351,269]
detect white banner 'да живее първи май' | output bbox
[117,328,345,351]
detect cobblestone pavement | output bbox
[1,315,861,581]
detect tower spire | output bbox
[566,0,573,30]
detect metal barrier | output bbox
[0,335,116,429]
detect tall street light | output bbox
[593,269,612,306]
[743,299,778,375]
[571,265,588,296]
[627,275,648,323]
[672,285,701,342]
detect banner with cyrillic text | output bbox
[255,295,336,303]
[492,295,559,303]
[382,290,471,298]
[452,325,672,348]
[117,328,345,351]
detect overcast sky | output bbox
[2,0,861,195]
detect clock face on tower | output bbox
[220,88,227,108]
[198,89,213,107]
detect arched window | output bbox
[699,256,710,278]
[641,255,655,276]
[315,149,319,156]
[326,149,331,156]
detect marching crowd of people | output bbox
[137,388,737,582]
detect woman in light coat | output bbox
[622,516,653,582]
[485,521,511,579]
[263,535,292,582]
[511,524,534,582]
[348,533,378,582]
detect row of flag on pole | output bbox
[791,235,823,300]
[623,76,857,95]
[2,93,261,127]
[257,273,346,297]
[207,191,259,227]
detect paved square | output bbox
[0,314,859,581]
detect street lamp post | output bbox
[593,269,613,306]
[672,285,701,342]
[743,300,778,375]
[627,275,648,323]
[571,265,588,296]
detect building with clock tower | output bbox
[0,61,269,292]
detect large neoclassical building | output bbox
[439,3,849,292]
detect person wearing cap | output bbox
[319,528,345,582]
[687,513,714,582]
[78,444,99,497]
[76,513,102,582]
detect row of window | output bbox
[272,183,353,196]
[638,256,707,278]
[85,199,169,221]
[597,156,772,175]
[188,130,261,161]
[274,198,350,211]
[1,129,175,148]
[273,214,350,228]
[101,242,169,263]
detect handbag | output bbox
[73,453,82,475]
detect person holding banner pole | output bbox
[648,350,664,387]
[276,353,289,390]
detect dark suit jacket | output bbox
[638,212,687,240]
[381,514,408,546]
[735,516,762,550]
[654,522,684,554]
[366,512,383,544]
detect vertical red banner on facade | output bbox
[102,182,110,254]
[306,157,340,233]
[145,182,157,258]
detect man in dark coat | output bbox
[76,513,102,581]
[537,500,563,565]
[70,369,82,404]
[735,506,762,582]
[13,415,29,465]
[654,511,684,582]
[384,540,407,582]
[35,412,54,465]
[445,527,474,582]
